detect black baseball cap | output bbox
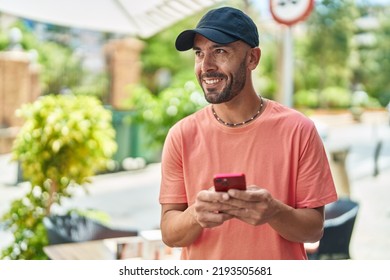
[175,7,259,51]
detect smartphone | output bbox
[213,173,246,192]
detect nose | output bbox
[200,52,217,73]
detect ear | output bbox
[247,47,261,70]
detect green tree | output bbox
[294,0,359,107]
[0,21,108,99]
[355,7,390,106]
[127,81,206,151]
[140,15,202,94]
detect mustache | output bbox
[200,73,227,79]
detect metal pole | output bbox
[282,26,294,108]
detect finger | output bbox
[198,189,229,202]
[196,197,235,214]
[227,187,267,202]
[223,207,251,218]
[197,211,233,228]
[219,198,248,210]
[247,185,261,191]
[195,201,222,213]
[218,203,245,213]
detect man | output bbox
[159,6,337,259]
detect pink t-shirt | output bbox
[159,100,337,259]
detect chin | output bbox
[204,93,220,104]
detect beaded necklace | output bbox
[211,97,264,127]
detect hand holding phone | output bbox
[213,173,246,192]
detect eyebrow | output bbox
[192,43,231,51]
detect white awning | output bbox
[0,0,225,38]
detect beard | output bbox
[200,60,247,104]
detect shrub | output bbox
[294,89,320,109]
[1,94,117,259]
[320,87,351,109]
[127,81,207,151]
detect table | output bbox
[43,236,141,260]
[44,231,181,260]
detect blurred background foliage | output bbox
[0,21,109,99]
[126,81,207,149]
[294,0,388,109]
[1,0,390,148]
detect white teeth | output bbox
[204,79,220,85]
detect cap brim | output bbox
[175,28,238,51]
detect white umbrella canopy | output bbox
[0,0,225,38]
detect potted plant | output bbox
[0,94,117,259]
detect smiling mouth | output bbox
[201,73,226,86]
[204,78,222,85]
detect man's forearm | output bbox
[268,201,324,243]
[161,204,203,247]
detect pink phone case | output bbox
[213,173,246,192]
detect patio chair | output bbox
[43,213,138,245]
[307,198,359,260]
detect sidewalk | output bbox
[1,110,390,259]
[349,168,390,259]
[311,110,390,259]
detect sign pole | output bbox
[282,26,293,108]
[269,0,314,108]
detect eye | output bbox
[215,48,226,54]
[194,50,203,57]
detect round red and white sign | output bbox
[269,0,314,26]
